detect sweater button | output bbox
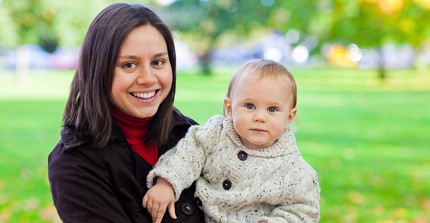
[237,151,248,161]
[223,179,232,190]
[194,197,202,207]
[181,203,194,216]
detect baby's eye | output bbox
[267,107,278,113]
[245,103,255,109]
[122,62,136,69]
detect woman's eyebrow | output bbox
[118,52,168,59]
[118,55,139,59]
[153,52,168,57]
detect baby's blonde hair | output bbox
[223,59,297,116]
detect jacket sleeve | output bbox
[48,144,139,223]
[147,115,223,200]
[257,166,320,223]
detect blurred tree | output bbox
[267,0,324,45]
[49,0,109,47]
[2,0,57,50]
[0,0,111,82]
[162,0,278,74]
[1,0,428,79]
[265,0,327,60]
[164,0,429,78]
[0,0,115,49]
[1,0,58,81]
[0,5,18,49]
[316,0,430,79]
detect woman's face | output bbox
[111,25,172,118]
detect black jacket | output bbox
[48,110,204,223]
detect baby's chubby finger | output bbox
[142,195,148,208]
[167,202,177,219]
[150,202,160,219]
[152,204,166,223]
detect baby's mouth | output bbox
[251,128,267,132]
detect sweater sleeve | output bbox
[147,115,224,201]
[257,164,320,223]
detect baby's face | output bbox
[224,74,296,150]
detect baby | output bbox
[143,59,320,223]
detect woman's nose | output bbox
[136,65,156,85]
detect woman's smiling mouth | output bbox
[130,90,157,99]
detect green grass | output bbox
[0,67,429,222]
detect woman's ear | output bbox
[287,107,297,124]
[223,97,233,118]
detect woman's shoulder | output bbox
[49,126,130,170]
[48,127,145,195]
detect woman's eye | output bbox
[152,59,165,66]
[122,62,136,69]
[267,107,278,113]
[245,103,255,109]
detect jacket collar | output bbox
[61,108,196,151]
[60,127,91,150]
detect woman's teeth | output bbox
[131,91,155,99]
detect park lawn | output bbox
[0,67,429,222]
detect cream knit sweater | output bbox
[147,115,320,223]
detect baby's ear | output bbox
[223,97,232,118]
[287,107,297,124]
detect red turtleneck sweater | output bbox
[112,107,158,166]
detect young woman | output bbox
[48,3,204,222]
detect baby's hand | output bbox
[142,177,177,223]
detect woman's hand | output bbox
[142,177,177,223]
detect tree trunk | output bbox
[377,47,386,80]
[198,36,217,75]
[198,50,211,75]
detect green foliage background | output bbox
[0,67,429,222]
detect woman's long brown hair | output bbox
[63,3,177,148]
